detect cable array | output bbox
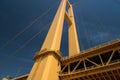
[0,1,59,50]
[0,23,51,66]
[0,0,61,68]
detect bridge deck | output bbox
[60,39,120,80]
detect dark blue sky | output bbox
[0,0,120,79]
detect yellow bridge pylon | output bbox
[3,0,120,80]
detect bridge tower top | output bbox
[27,0,80,80]
[40,0,80,56]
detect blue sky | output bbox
[0,0,120,79]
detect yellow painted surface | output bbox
[40,0,67,51]
[2,78,8,80]
[24,0,80,80]
[27,53,60,80]
[68,4,80,56]
[27,0,67,80]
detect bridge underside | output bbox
[11,39,120,80]
[60,39,120,80]
[60,62,120,80]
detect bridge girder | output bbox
[60,39,120,80]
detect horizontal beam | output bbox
[62,39,120,65]
[65,11,72,25]
[67,0,71,8]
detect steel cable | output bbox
[0,23,51,66]
[72,0,92,50]
[74,5,85,51]
[0,1,59,50]
[72,0,84,6]
[78,8,91,49]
